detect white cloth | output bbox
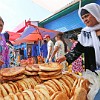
[54,40,66,71]
[54,40,65,59]
[78,3,100,23]
[47,40,54,59]
[78,3,100,66]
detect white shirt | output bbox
[54,40,65,59]
[47,40,54,58]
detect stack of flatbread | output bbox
[38,62,63,80]
[24,64,40,76]
[0,76,42,98]
[0,67,26,82]
[70,77,90,100]
[4,86,50,100]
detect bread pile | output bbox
[0,62,90,100]
[0,67,26,82]
[70,77,90,100]
[38,62,63,80]
[0,76,42,98]
[24,64,40,76]
[4,85,50,100]
[0,71,90,100]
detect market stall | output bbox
[0,62,100,100]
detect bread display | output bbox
[0,62,91,100]
[0,77,42,97]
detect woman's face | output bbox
[0,20,4,32]
[82,13,99,27]
[55,36,58,41]
[69,39,74,43]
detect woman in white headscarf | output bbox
[56,3,100,72]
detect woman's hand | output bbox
[49,57,52,62]
[0,60,4,66]
[56,56,66,63]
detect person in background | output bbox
[37,39,41,56]
[49,33,67,71]
[3,32,15,67]
[27,47,31,58]
[68,34,83,73]
[32,41,38,64]
[44,34,54,63]
[56,3,100,72]
[40,40,48,62]
[0,16,9,68]
[4,31,13,46]
[19,48,24,60]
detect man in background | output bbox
[44,34,54,63]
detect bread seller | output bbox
[56,3,100,72]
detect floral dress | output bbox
[0,34,9,68]
[71,41,83,73]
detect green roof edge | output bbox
[39,0,95,27]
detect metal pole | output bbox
[79,0,82,8]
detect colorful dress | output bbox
[71,41,83,73]
[0,34,9,68]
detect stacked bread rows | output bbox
[0,76,42,99]
[0,63,90,100]
[0,72,90,100]
[38,63,63,80]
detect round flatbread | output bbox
[32,64,40,71]
[38,70,61,76]
[23,90,35,100]
[3,75,26,81]
[22,92,31,100]
[39,71,62,78]
[16,92,24,100]
[51,91,69,100]
[39,62,63,71]
[0,84,8,97]
[40,74,62,80]
[9,93,19,100]
[4,95,12,100]
[24,70,38,76]
[2,83,13,94]
[0,67,25,77]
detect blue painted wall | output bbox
[95,0,100,4]
[44,1,100,32]
[44,10,85,32]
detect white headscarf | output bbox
[78,3,100,66]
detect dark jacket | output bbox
[65,42,96,71]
